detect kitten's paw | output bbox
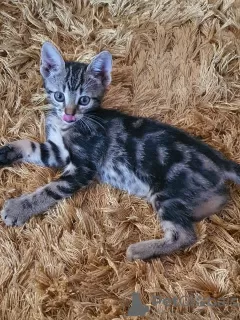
[126,243,144,261]
[1,198,31,226]
[126,239,160,261]
[0,145,21,166]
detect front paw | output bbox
[1,197,32,226]
[0,145,21,166]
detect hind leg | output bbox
[126,199,197,261]
[192,186,228,222]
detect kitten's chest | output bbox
[98,162,151,198]
[45,115,70,156]
[46,115,65,140]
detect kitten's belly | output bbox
[99,163,151,198]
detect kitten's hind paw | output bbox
[126,239,165,261]
[126,243,144,261]
[1,198,31,226]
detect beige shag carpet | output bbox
[0,0,240,319]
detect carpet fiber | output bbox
[0,0,240,319]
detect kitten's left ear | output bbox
[40,42,65,79]
[87,51,112,87]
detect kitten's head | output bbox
[40,42,112,123]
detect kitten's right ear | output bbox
[40,42,65,78]
[87,51,112,87]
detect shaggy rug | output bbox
[0,0,240,319]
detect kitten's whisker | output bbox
[80,118,92,134]
[84,118,97,133]
[88,115,106,126]
[88,114,104,122]
[77,118,89,134]
[84,115,105,131]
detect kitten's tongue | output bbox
[63,114,76,122]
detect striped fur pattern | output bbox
[1,42,240,261]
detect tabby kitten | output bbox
[0,42,239,261]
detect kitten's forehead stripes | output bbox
[65,62,87,91]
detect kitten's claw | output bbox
[1,198,31,226]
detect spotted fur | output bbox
[1,42,240,261]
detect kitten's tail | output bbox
[224,160,240,184]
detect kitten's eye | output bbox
[79,96,90,106]
[54,91,65,102]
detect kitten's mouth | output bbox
[63,114,76,123]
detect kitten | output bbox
[0,42,239,261]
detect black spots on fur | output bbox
[151,120,225,168]
[31,142,36,152]
[112,165,123,177]
[155,193,171,206]
[167,170,188,190]
[189,154,202,172]
[91,139,107,162]
[141,137,185,190]
[142,138,159,167]
[190,153,220,186]
[139,137,166,189]
[204,170,220,186]
[172,230,179,241]
[66,156,70,165]
[56,184,73,195]
[40,143,50,166]
[48,140,62,165]
[22,199,32,210]
[45,187,63,200]
[123,117,160,139]
[164,147,184,171]
[69,135,102,166]
[60,164,95,192]
[74,166,95,186]
[170,126,225,166]
[61,173,75,185]
[161,200,192,229]
[115,137,125,146]
[125,136,138,170]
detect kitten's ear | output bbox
[87,51,112,87]
[40,42,65,78]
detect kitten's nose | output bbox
[65,107,76,115]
